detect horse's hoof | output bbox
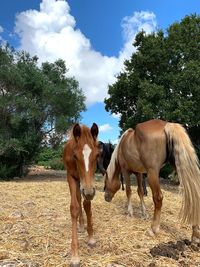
[78,225,85,233]
[141,212,149,220]
[70,256,80,267]
[147,229,155,237]
[192,236,200,244]
[70,263,80,267]
[128,212,133,217]
[192,225,200,244]
[127,206,133,217]
[88,238,96,248]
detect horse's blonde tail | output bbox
[165,122,200,225]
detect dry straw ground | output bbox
[0,166,200,267]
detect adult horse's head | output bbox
[73,123,99,201]
[104,144,121,202]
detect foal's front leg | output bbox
[68,175,81,267]
[83,199,96,247]
[76,187,84,232]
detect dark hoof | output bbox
[70,263,80,267]
[88,239,96,248]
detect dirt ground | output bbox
[0,167,200,267]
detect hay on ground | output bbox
[0,167,200,266]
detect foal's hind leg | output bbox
[136,173,148,219]
[147,169,163,235]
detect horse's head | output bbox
[73,123,99,201]
[104,147,121,202]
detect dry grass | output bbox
[0,167,200,267]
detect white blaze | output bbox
[82,144,92,172]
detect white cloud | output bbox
[99,124,112,132]
[14,0,157,106]
[0,25,3,33]
[111,113,121,119]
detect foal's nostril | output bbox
[82,187,96,200]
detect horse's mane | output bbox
[106,129,130,181]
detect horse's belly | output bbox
[124,154,146,173]
[128,160,146,173]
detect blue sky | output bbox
[0,0,200,143]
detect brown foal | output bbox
[63,123,99,267]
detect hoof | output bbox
[78,225,85,233]
[192,236,200,244]
[147,229,155,237]
[128,212,133,217]
[70,256,80,267]
[70,263,80,267]
[141,212,149,220]
[127,206,133,217]
[147,226,159,237]
[192,225,200,244]
[88,238,96,248]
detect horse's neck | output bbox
[107,142,121,181]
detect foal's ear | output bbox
[91,123,99,140]
[73,123,81,141]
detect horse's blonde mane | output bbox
[107,129,130,181]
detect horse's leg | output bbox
[120,174,125,191]
[142,175,148,196]
[147,169,163,235]
[192,225,200,244]
[123,171,133,217]
[97,155,106,176]
[136,173,148,219]
[83,199,96,247]
[76,186,84,232]
[68,175,81,267]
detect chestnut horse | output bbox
[63,123,99,267]
[104,119,200,242]
[97,141,147,217]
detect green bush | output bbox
[0,163,15,180]
[49,158,64,170]
[160,163,174,179]
[35,146,64,170]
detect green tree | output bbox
[105,14,200,141]
[0,45,85,179]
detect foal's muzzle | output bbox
[81,187,96,201]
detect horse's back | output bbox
[136,119,167,135]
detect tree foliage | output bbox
[0,45,85,178]
[105,14,200,145]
